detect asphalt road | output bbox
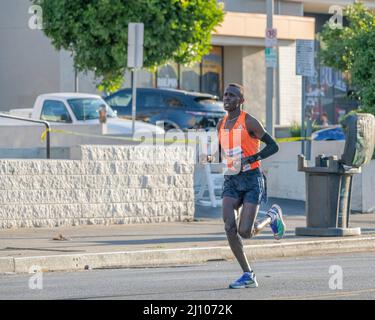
[0,252,374,300]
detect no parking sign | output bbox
[265,27,278,48]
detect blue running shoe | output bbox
[267,204,286,240]
[229,272,258,289]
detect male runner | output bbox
[217,83,286,289]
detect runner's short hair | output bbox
[228,83,244,99]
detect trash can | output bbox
[296,113,375,237]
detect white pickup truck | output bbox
[8,93,165,135]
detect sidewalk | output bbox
[0,200,375,274]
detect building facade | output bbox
[1,0,374,126]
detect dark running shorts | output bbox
[221,168,268,205]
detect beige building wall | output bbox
[278,1,303,16]
[242,47,267,124]
[223,46,243,86]
[221,0,303,16]
[221,0,266,13]
[215,6,315,127]
[215,12,315,41]
[223,44,302,126]
[223,46,266,124]
[278,43,302,125]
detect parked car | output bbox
[8,93,164,135]
[104,88,226,131]
[311,125,345,141]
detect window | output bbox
[128,46,224,98]
[304,13,359,125]
[180,62,200,92]
[163,95,184,108]
[40,100,72,123]
[201,46,223,98]
[195,98,222,108]
[140,93,163,108]
[157,62,178,89]
[107,91,132,107]
[67,98,116,121]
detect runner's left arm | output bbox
[242,115,279,165]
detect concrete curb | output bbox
[0,257,15,273]
[2,236,375,274]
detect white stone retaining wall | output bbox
[0,145,195,229]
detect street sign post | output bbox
[128,23,144,69]
[265,27,278,48]
[296,40,315,78]
[296,40,315,158]
[265,0,275,137]
[265,47,277,68]
[128,23,144,135]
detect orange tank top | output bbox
[219,111,261,173]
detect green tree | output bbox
[33,0,224,92]
[320,3,375,116]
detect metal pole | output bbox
[132,69,137,135]
[266,0,274,136]
[74,68,79,93]
[275,47,280,126]
[46,129,51,159]
[301,76,306,155]
[306,118,312,160]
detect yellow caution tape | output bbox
[40,128,196,144]
[276,136,312,143]
[41,128,311,145]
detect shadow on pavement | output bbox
[195,197,306,220]
[83,230,299,247]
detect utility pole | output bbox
[73,50,79,93]
[266,0,274,136]
[74,68,79,93]
[301,76,306,155]
[296,40,315,159]
[128,23,144,136]
[131,69,137,134]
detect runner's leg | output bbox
[238,203,272,238]
[222,196,252,273]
